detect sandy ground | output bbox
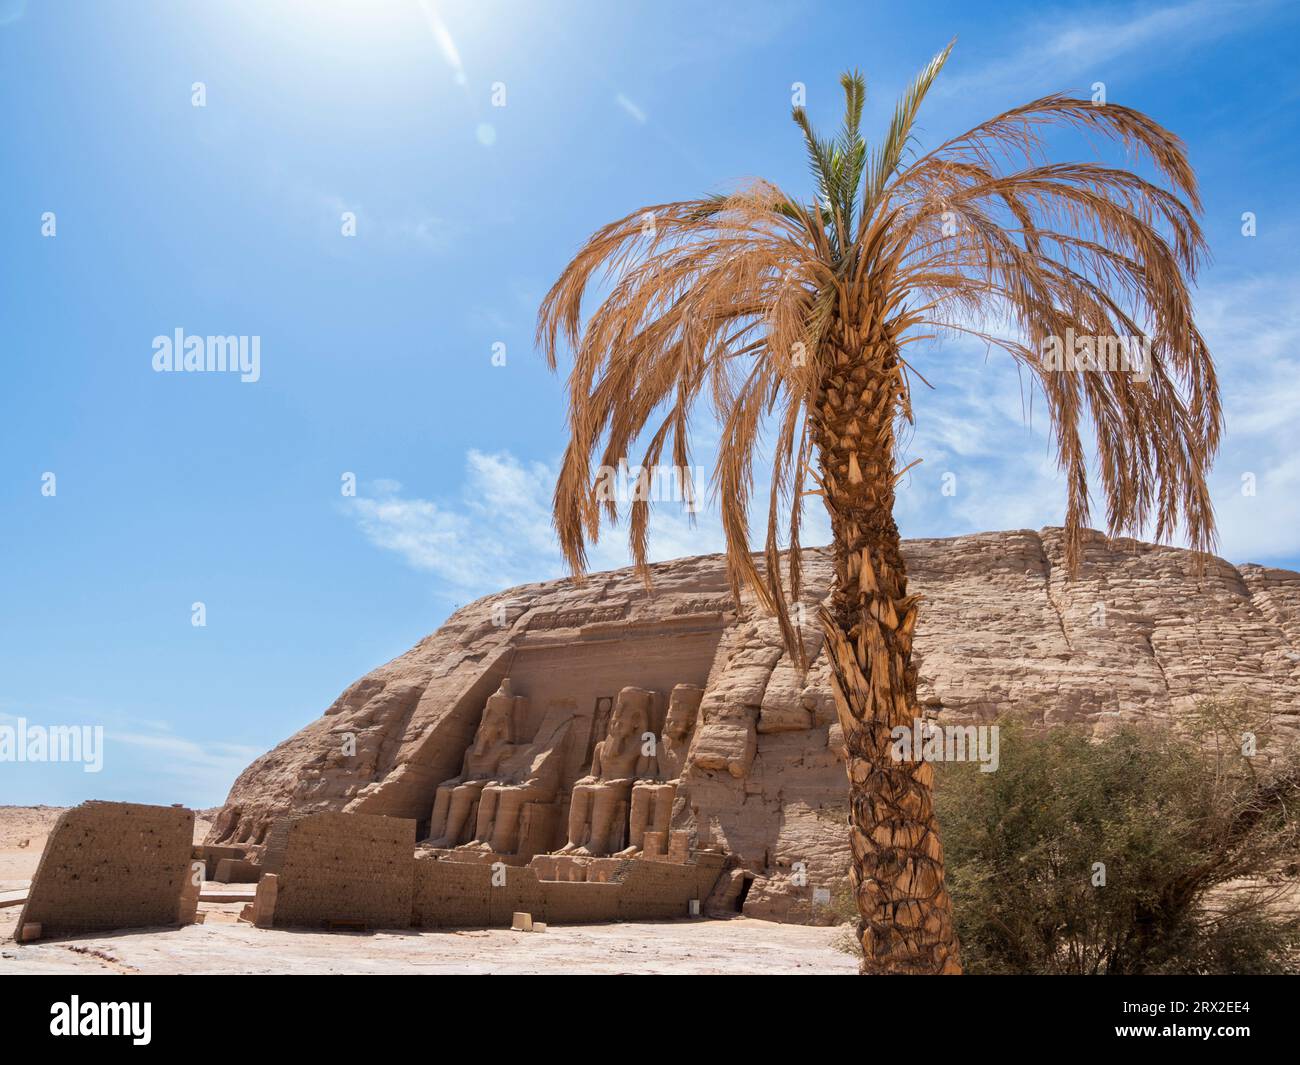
[0,907,855,974]
[0,806,66,891]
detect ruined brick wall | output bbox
[411,857,489,927]
[411,860,546,928]
[615,853,727,920]
[270,812,415,929]
[18,801,194,940]
[543,879,622,922]
[408,852,726,928]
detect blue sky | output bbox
[2,0,1298,807]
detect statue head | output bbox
[663,684,703,742]
[474,679,516,751]
[607,687,653,751]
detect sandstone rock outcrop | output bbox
[210,528,1300,921]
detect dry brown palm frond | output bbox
[538,45,1221,662]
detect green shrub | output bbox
[933,703,1300,973]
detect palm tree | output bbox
[536,42,1219,975]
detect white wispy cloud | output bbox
[344,451,730,601]
[1194,273,1300,562]
[939,0,1273,99]
[903,272,1300,564]
[346,269,1300,600]
[109,731,261,783]
[615,93,648,124]
[0,709,259,804]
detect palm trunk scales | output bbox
[813,327,962,975]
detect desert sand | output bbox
[0,903,853,975]
[0,806,66,892]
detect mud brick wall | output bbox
[542,879,622,922]
[18,801,195,939]
[499,865,546,922]
[270,812,415,929]
[410,852,726,927]
[615,854,727,920]
[412,858,489,928]
[412,860,546,928]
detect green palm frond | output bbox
[794,74,868,260]
[792,106,838,202]
[864,39,954,216]
[833,70,868,239]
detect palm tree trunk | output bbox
[814,332,962,975]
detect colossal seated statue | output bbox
[427,679,522,848]
[463,708,574,857]
[625,683,703,855]
[559,686,658,857]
